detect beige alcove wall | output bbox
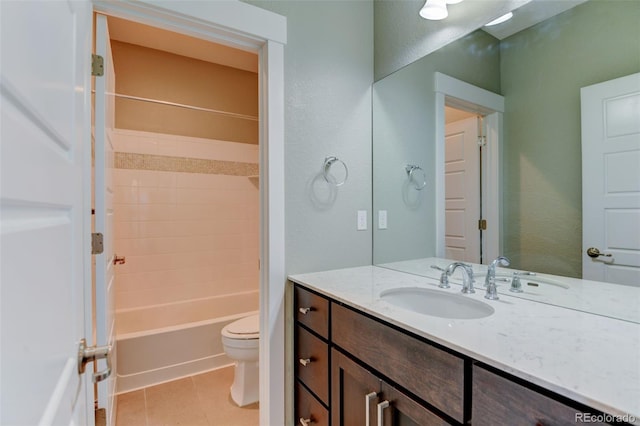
[108,16,259,145]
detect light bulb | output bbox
[485,12,513,26]
[419,0,448,20]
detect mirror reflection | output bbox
[372,0,640,322]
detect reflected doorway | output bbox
[444,108,482,263]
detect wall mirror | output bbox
[372,0,640,323]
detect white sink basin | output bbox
[379,287,495,320]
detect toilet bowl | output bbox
[221,314,259,407]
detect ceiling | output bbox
[105,15,258,73]
[481,0,589,40]
[104,0,587,76]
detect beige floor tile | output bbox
[116,368,257,426]
[116,390,147,426]
[145,378,209,426]
[193,368,259,426]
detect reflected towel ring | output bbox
[323,156,349,187]
[406,164,427,190]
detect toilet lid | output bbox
[225,314,259,336]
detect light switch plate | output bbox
[357,210,367,231]
[378,210,387,229]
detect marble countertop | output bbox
[288,265,640,424]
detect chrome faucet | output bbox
[484,256,510,300]
[438,262,476,294]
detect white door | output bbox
[94,13,118,426]
[445,116,481,263]
[0,1,95,425]
[582,73,640,285]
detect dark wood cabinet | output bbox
[293,283,617,426]
[294,286,331,425]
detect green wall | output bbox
[501,0,640,277]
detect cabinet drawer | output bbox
[332,303,465,423]
[295,285,329,339]
[296,381,329,426]
[472,365,609,426]
[296,325,329,405]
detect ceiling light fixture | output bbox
[419,0,449,20]
[485,12,514,26]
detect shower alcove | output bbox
[105,15,261,394]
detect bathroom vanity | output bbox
[289,265,640,426]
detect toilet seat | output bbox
[222,314,259,340]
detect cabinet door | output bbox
[332,349,381,426]
[378,382,451,426]
[472,365,609,426]
[296,382,329,426]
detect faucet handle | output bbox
[483,277,509,287]
[509,271,534,293]
[510,272,523,293]
[484,282,500,300]
[438,272,450,289]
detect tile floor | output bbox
[116,367,259,426]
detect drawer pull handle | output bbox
[365,392,377,426]
[377,401,390,426]
[299,358,312,366]
[299,417,312,426]
[299,307,313,315]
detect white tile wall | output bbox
[113,130,259,319]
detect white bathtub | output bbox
[115,290,258,394]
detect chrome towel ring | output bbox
[323,156,348,187]
[405,164,427,190]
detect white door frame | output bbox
[434,72,504,263]
[90,2,286,425]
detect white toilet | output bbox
[221,314,260,407]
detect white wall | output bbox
[244,0,374,274]
[113,129,259,331]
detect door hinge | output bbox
[92,232,104,254]
[477,115,487,146]
[92,54,104,76]
[478,219,487,230]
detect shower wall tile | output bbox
[113,130,259,320]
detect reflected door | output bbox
[581,73,640,285]
[445,116,481,263]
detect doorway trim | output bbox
[434,72,504,263]
[92,2,286,425]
